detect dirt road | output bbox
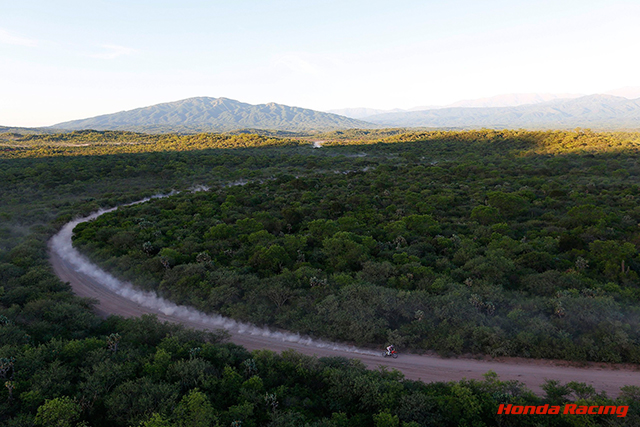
[48,208,640,397]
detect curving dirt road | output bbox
[48,206,640,397]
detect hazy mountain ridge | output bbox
[445,93,582,109]
[366,95,640,129]
[328,93,583,119]
[326,107,408,119]
[329,89,640,120]
[53,97,375,132]
[605,86,640,99]
[47,93,640,133]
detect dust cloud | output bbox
[49,190,379,356]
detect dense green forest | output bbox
[2,130,640,426]
[75,130,640,362]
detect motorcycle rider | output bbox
[386,344,394,356]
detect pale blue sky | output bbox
[1,0,639,126]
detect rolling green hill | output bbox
[53,97,376,132]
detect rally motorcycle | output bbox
[382,349,398,358]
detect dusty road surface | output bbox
[49,208,640,397]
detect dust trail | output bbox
[189,184,210,193]
[49,191,379,356]
[223,179,249,187]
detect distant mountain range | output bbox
[325,107,410,119]
[53,97,373,133]
[365,94,640,129]
[40,90,640,133]
[444,93,582,109]
[327,93,582,119]
[328,88,640,120]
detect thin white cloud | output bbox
[91,44,137,59]
[0,28,38,47]
[273,53,323,76]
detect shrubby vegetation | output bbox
[75,130,640,363]
[2,129,640,425]
[0,130,301,158]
